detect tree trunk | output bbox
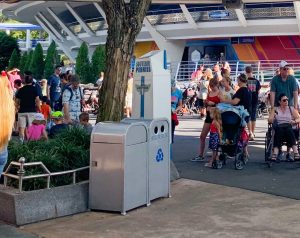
[97,0,151,122]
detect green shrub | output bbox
[29,43,44,80]
[76,42,91,83]
[8,48,20,70]
[6,127,90,191]
[44,41,59,79]
[91,45,106,82]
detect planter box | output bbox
[0,182,89,226]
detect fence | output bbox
[171,60,300,83]
[2,157,89,193]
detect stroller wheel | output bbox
[235,153,244,170]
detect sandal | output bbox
[294,153,300,161]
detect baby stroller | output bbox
[265,123,300,168]
[212,110,247,170]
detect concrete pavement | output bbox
[173,116,300,199]
[2,115,300,237]
[11,179,300,238]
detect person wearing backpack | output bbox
[62,75,85,124]
[47,65,62,109]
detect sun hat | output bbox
[279,60,290,68]
[51,111,64,119]
[34,113,45,121]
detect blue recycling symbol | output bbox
[156,148,164,162]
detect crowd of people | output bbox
[1,58,300,177]
[0,65,96,178]
[171,60,300,168]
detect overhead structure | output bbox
[2,0,299,61]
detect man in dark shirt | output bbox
[15,74,40,142]
[24,70,43,99]
[47,65,62,109]
[246,66,261,140]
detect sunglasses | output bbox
[282,98,289,102]
[283,67,289,71]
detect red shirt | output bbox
[207,95,220,104]
[41,104,51,120]
[210,122,219,133]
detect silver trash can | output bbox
[122,118,170,204]
[89,122,148,215]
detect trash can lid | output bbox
[92,122,147,145]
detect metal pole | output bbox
[174,62,180,81]
[235,61,239,82]
[3,176,7,187]
[47,176,50,189]
[17,157,26,193]
[257,61,261,81]
[73,172,76,184]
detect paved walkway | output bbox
[173,115,300,200]
[2,115,300,237]
[3,179,300,238]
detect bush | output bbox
[76,42,91,83]
[29,43,44,80]
[0,31,20,70]
[91,45,106,82]
[6,127,90,191]
[44,41,59,79]
[8,49,20,70]
[19,51,28,75]
[24,50,33,72]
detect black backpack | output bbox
[54,85,83,111]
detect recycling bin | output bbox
[122,118,170,204]
[89,122,148,215]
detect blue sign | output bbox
[209,11,229,19]
[156,148,164,162]
[231,37,255,44]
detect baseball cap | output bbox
[34,113,45,121]
[51,111,64,118]
[279,60,290,68]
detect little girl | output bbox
[205,108,222,168]
[26,113,48,141]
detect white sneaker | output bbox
[190,155,205,162]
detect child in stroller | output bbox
[211,107,248,170]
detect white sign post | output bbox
[132,50,171,123]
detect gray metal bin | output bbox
[89,122,148,215]
[122,118,170,204]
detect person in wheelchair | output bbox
[268,93,300,161]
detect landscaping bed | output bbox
[0,127,91,225]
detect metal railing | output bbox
[2,157,89,193]
[172,60,300,83]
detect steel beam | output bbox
[47,7,81,46]
[65,2,95,36]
